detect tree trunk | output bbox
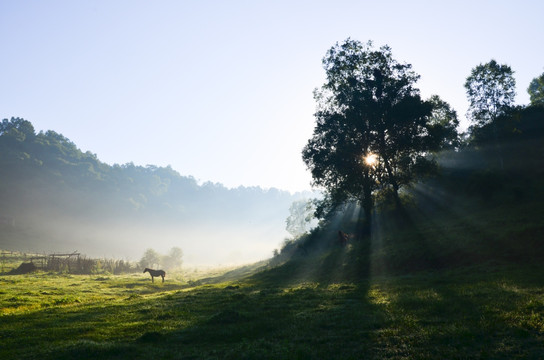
[361,169,373,237]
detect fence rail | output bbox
[1,250,137,274]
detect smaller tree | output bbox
[139,248,161,269]
[285,199,316,237]
[464,60,516,127]
[528,71,544,106]
[465,60,516,170]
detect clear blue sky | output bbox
[2,0,543,192]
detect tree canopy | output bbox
[302,39,456,232]
[464,60,516,128]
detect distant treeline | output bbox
[0,117,303,223]
[0,118,310,257]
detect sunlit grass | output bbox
[1,262,544,359]
[0,273,178,316]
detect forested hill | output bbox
[0,118,311,264]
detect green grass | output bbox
[1,262,544,359]
[1,196,544,359]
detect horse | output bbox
[143,268,166,283]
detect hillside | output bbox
[0,118,313,264]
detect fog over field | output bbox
[11,211,298,266]
[35,219,292,267]
[0,120,316,266]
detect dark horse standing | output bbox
[143,268,166,283]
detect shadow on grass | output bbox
[17,277,385,359]
[11,212,383,359]
[363,191,544,358]
[370,182,544,276]
[4,195,544,359]
[37,263,544,359]
[373,265,544,359]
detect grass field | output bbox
[2,195,544,359]
[1,258,544,359]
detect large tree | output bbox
[303,39,448,232]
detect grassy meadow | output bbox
[1,196,544,359]
[2,261,544,358]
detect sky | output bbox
[1,0,543,193]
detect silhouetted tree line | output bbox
[302,39,544,235]
[275,40,543,262]
[436,62,544,202]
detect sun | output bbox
[363,153,378,167]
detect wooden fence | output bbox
[2,250,137,274]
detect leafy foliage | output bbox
[427,95,460,149]
[464,60,516,127]
[303,39,457,229]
